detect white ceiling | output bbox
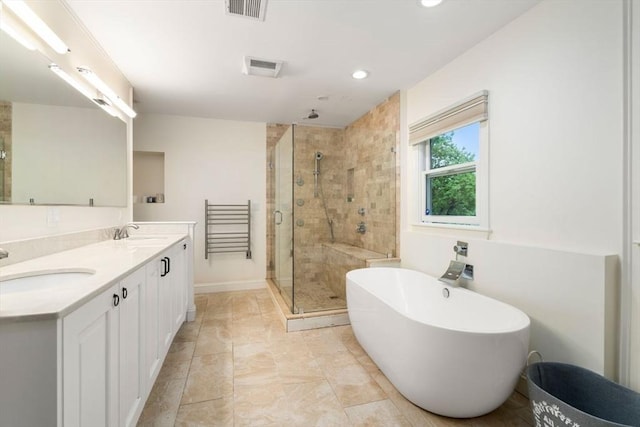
[65,0,540,128]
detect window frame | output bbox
[416,120,489,229]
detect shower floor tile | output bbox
[277,281,347,313]
[138,290,534,426]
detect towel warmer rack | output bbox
[205,200,252,259]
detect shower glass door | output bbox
[274,126,294,311]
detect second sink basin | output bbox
[0,269,96,294]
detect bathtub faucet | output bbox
[439,260,474,286]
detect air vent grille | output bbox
[250,59,277,70]
[226,0,267,21]
[242,56,283,78]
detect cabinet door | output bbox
[172,241,188,332]
[158,255,173,356]
[119,268,146,427]
[63,284,120,427]
[144,259,161,388]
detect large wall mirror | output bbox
[0,30,127,207]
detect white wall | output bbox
[133,114,266,287]
[402,0,624,378]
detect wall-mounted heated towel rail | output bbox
[205,200,252,259]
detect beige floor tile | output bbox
[275,352,325,384]
[194,324,232,356]
[234,383,290,427]
[232,315,267,344]
[202,315,231,329]
[233,341,278,386]
[181,353,233,405]
[175,397,233,427]
[371,371,449,427]
[282,380,352,426]
[345,399,412,427]
[139,290,533,427]
[303,327,349,356]
[262,319,288,341]
[317,350,387,407]
[165,341,196,363]
[174,320,201,343]
[156,358,191,383]
[207,292,234,306]
[232,294,261,318]
[137,377,186,426]
[204,304,232,320]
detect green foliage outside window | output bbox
[427,132,476,217]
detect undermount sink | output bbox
[0,269,96,294]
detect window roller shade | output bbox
[409,91,488,145]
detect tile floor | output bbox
[279,282,347,313]
[138,289,534,426]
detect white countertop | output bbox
[0,234,188,323]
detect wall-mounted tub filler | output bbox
[439,260,474,286]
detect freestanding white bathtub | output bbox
[346,267,530,418]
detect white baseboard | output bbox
[194,280,267,294]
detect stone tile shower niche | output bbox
[267,92,400,316]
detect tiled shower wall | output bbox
[266,92,400,305]
[341,92,399,256]
[292,126,345,289]
[0,101,12,202]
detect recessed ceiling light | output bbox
[352,70,369,80]
[420,0,443,7]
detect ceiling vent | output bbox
[242,56,283,78]
[226,0,268,21]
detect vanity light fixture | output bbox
[0,4,36,51]
[1,0,69,54]
[420,0,443,7]
[77,66,137,118]
[49,64,118,117]
[352,69,369,80]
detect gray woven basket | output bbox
[527,362,640,427]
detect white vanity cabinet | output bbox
[62,282,120,427]
[63,267,146,427]
[157,239,189,356]
[172,240,189,332]
[0,237,192,427]
[117,267,146,427]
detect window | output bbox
[409,91,488,228]
[422,122,479,224]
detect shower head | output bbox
[307,109,319,119]
[315,152,324,160]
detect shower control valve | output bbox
[356,222,367,234]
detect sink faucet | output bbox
[0,248,8,259]
[113,223,140,240]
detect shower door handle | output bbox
[274,210,283,225]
